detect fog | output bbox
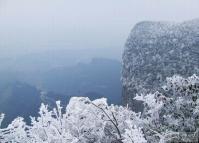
[0,0,199,132]
[0,0,199,60]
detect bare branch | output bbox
[91,102,122,139]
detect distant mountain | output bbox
[0,58,122,127]
[0,81,72,127]
[122,19,199,111]
[0,58,122,105]
[0,82,41,127]
[0,48,120,74]
[38,58,122,104]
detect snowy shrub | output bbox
[1,74,198,143]
[0,97,146,143]
[135,74,199,142]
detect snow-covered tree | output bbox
[0,97,146,143]
[135,74,199,142]
[0,117,29,143]
[1,74,198,143]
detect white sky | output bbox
[0,0,199,59]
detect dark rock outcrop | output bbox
[122,19,199,111]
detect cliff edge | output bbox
[122,19,199,111]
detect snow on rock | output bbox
[122,19,199,111]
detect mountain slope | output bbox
[122,19,199,111]
[38,58,122,104]
[0,82,41,127]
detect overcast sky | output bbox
[0,0,199,59]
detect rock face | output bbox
[122,19,199,111]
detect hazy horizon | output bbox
[0,0,199,60]
[0,1,199,141]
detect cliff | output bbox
[122,19,199,111]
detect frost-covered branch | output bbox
[91,102,122,140]
[0,97,145,143]
[135,74,199,143]
[1,74,198,143]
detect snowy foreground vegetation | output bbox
[0,75,199,143]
